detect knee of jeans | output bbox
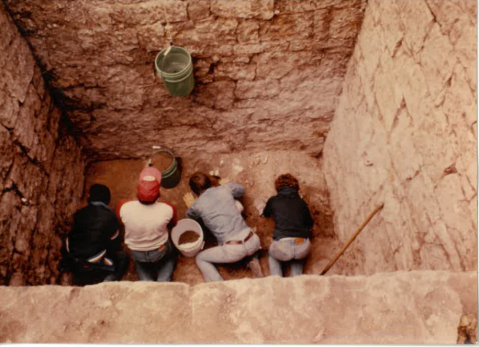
[195,251,205,264]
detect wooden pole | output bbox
[320,203,384,276]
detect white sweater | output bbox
[119,200,174,251]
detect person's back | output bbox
[68,203,119,259]
[119,200,175,251]
[263,174,314,278]
[263,186,313,240]
[116,167,178,282]
[187,183,249,245]
[66,184,128,286]
[185,172,262,282]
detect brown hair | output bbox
[189,172,212,195]
[274,173,299,192]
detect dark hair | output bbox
[189,172,211,195]
[88,184,111,204]
[274,173,299,192]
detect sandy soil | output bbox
[83,150,345,285]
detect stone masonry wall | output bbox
[5,0,367,160]
[323,0,477,275]
[0,271,476,344]
[0,5,86,285]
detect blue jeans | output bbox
[196,230,261,282]
[130,240,177,282]
[268,238,311,277]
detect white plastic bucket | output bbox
[171,219,204,257]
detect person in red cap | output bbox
[116,167,178,281]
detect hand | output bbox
[183,192,196,208]
[219,177,230,185]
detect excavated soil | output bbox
[178,231,200,245]
[83,150,348,285]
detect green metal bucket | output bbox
[150,148,181,189]
[155,46,195,97]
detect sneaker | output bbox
[248,257,264,278]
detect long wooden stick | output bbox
[320,203,384,276]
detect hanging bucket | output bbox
[150,148,181,189]
[171,219,205,257]
[155,46,195,97]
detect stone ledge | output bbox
[0,270,476,344]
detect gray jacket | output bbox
[185,182,250,245]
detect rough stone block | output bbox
[187,0,211,20]
[215,62,256,81]
[236,20,259,43]
[211,0,274,20]
[0,126,13,181]
[397,0,434,55]
[235,79,281,100]
[259,12,313,41]
[420,24,455,99]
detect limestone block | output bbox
[233,43,263,55]
[236,20,259,43]
[357,8,381,77]
[2,36,35,104]
[13,84,42,152]
[256,51,313,80]
[275,0,334,13]
[443,65,477,134]
[376,0,404,56]
[0,94,20,130]
[375,52,403,132]
[435,175,475,268]
[210,0,274,20]
[393,49,429,125]
[196,18,237,40]
[193,81,235,110]
[389,109,423,182]
[259,12,313,41]
[13,206,38,254]
[1,272,474,343]
[0,127,13,181]
[235,79,280,100]
[187,0,211,20]
[396,0,434,56]
[426,0,467,39]
[215,62,256,81]
[420,24,455,99]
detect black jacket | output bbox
[68,203,120,259]
[263,186,314,240]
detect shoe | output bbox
[248,257,264,278]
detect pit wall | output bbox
[0,5,86,285]
[323,0,477,275]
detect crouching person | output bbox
[185,172,263,282]
[263,174,314,277]
[116,167,178,282]
[66,184,129,286]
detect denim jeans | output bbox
[195,230,261,282]
[130,240,177,282]
[268,238,311,277]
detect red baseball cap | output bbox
[139,167,162,185]
[137,167,162,202]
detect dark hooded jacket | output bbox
[68,202,120,259]
[262,186,314,240]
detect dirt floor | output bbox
[82,150,345,285]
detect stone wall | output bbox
[0,5,86,285]
[323,0,477,275]
[0,271,476,343]
[5,0,367,160]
